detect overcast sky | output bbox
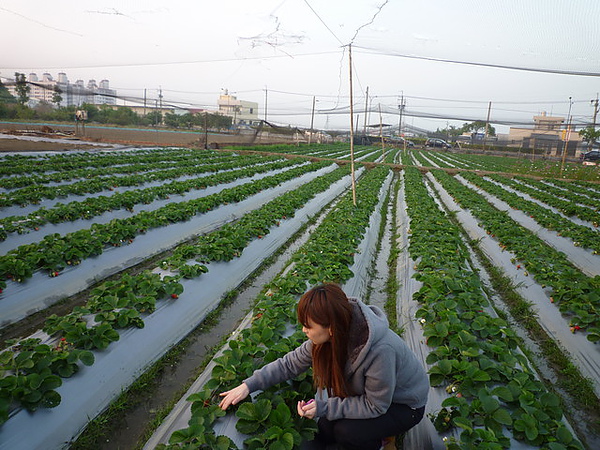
[1,0,599,134]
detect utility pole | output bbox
[483,101,492,151]
[592,94,599,128]
[560,97,573,176]
[158,86,163,126]
[143,88,147,116]
[363,86,369,135]
[204,112,208,149]
[398,93,405,137]
[264,87,268,122]
[379,103,385,159]
[348,44,357,207]
[309,95,316,145]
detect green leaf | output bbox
[269,432,294,450]
[429,372,445,387]
[269,402,292,428]
[169,424,205,444]
[452,416,473,432]
[237,399,271,421]
[460,347,480,357]
[539,392,560,408]
[41,390,61,408]
[22,390,42,404]
[556,425,573,444]
[525,424,539,441]
[492,408,512,426]
[437,359,452,375]
[57,364,76,378]
[480,395,499,414]
[471,369,491,382]
[491,386,514,402]
[236,419,261,435]
[40,374,62,391]
[263,425,284,440]
[79,350,95,366]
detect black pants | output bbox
[301,403,425,450]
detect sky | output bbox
[1,0,599,135]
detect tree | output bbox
[164,111,181,128]
[461,120,496,137]
[52,86,63,106]
[578,126,600,145]
[435,125,462,137]
[14,72,30,106]
[0,80,16,104]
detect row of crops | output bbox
[0,143,598,449]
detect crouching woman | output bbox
[219,283,429,450]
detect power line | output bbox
[353,45,600,77]
[0,51,339,71]
[302,0,344,46]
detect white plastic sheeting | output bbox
[144,168,397,449]
[395,171,448,450]
[455,175,600,277]
[0,164,324,329]
[426,172,600,398]
[0,162,293,253]
[342,170,393,299]
[0,166,353,450]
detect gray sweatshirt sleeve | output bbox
[244,340,313,393]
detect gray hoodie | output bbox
[244,298,429,421]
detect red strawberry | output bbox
[171,293,179,299]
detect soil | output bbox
[0,122,296,153]
[0,137,112,152]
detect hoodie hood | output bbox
[347,298,389,373]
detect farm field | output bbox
[0,142,599,450]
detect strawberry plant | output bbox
[160,165,390,448]
[403,167,584,449]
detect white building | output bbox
[218,90,259,126]
[5,72,116,107]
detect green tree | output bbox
[578,126,600,145]
[141,110,163,127]
[14,72,30,106]
[461,120,496,136]
[164,111,181,128]
[435,125,462,137]
[52,86,63,106]
[80,103,100,122]
[15,104,35,120]
[110,106,139,126]
[0,80,16,104]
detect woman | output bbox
[219,283,429,450]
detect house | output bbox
[218,90,260,126]
[508,112,582,157]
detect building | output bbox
[508,112,582,156]
[218,90,259,126]
[5,72,116,107]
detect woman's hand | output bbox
[219,383,250,410]
[297,399,316,419]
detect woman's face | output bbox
[302,318,331,345]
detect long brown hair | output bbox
[297,283,353,398]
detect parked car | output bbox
[399,137,415,147]
[425,138,452,149]
[582,150,600,166]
